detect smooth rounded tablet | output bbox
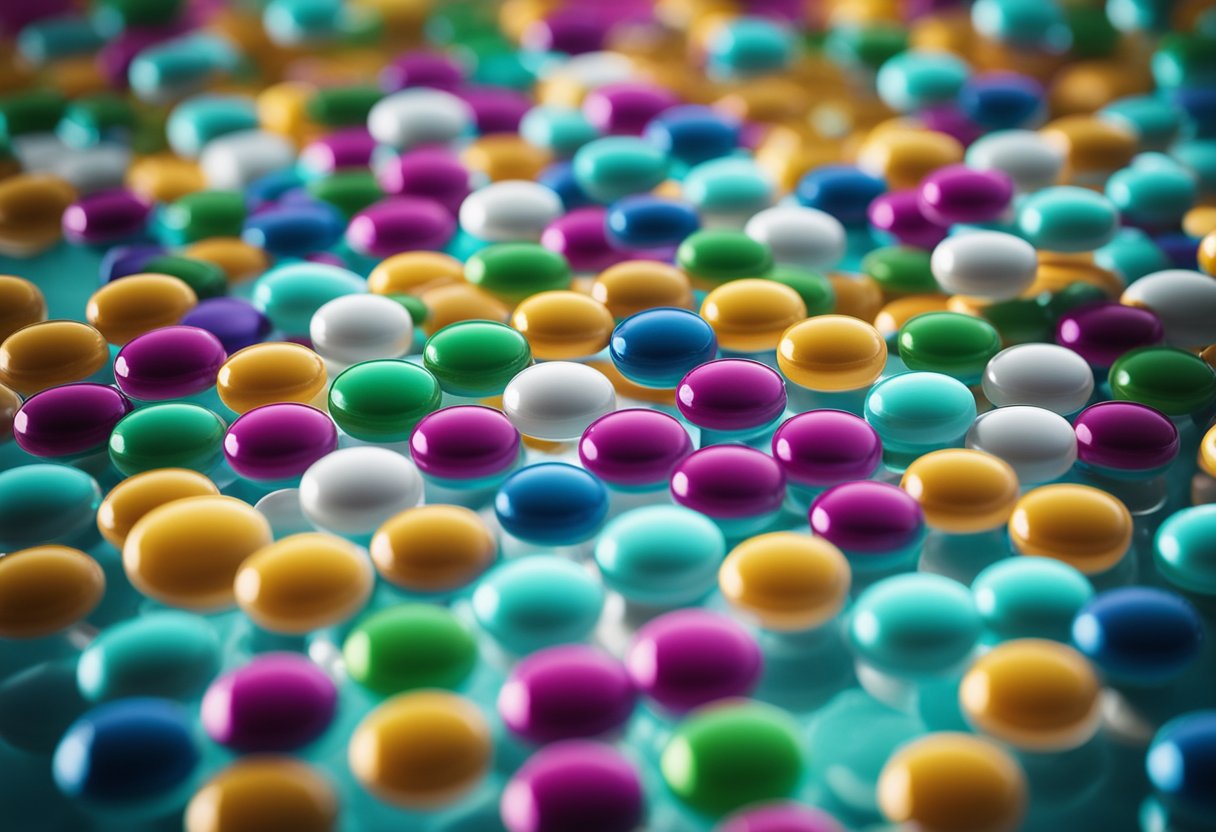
[13,383,132,458]
[114,326,227,401]
[344,604,477,696]
[371,505,497,594]
[217,342,328,415]
[77,611,221,703]
[0,546,104,639]
[181,297,272,354]
[0,464,101,551]
[185,758,338,832]
[1121,268,1216,350]
[1146,712,1216,819]
[1108,346,1216,417]
[224,403,337,483]
[200,129,296,191]
[1009,485,1132,575]
[96,468,219,549]
[864,372,977,461]
[409,405,521,484]
[472,556,604,656]
[605,194,700,251]
[610,307,718,389]
[594,505,724,606]
[671,445,786,522]
[1017,186,1120,253]
[502,741,643,832]
[460,180,563,243]
[329,360,441,444]
[809,481,927,562]
[252,262,367,337]
[901,449,1020,534]
[1055,302,1164,369]
[0,320,109,396]
[717,802,845,832]
[744,206,845,271]
[972,557,1094,643]
[346,196,456,258]
[966,129,1064,193]
[367,251,464,296]
[771,410,882,488]
[578,409,692,490]
[777,316,887,391]
[966,406,1077,484]
[1072,587,1204,684]
[201,653,337,752]
[0,275,47,342]
[502,361,616,441]
[700,279,807,353]
[898,312,1001,384]
[918,164,1014,225]
[309,295,414,366]
[495,463,608,545]
[981,343,1094,415]
[423,320,533,397]
[465,242,572,303]
[1156,505,1216,596]
[677,229,774,287]
[368,88,474,150]
[86,273,198,345]
[109,403,227,477]
[850,573,980,675]
[677,359,786,433]
[591,260,693,319]
[511,291,614,361]
[572,136,669,203]
[719,532,851,631]
[1073,401,1179,473]
[299,447,422,538]
[930,231,1036,300]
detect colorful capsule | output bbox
[901,449,1020,534]
[114,325,227,401]
[610,307,718,389]
[185,758,338,832]
[1009,484,1132,575]
[700,279,807,354]
[864,372,977,467]
[299,447,423,538]
[0,320,110,396]
[96,469,219,549]
[982,343,1095,416]
[503,741,643,832]
[778,316,887,392]
[1146,712,1216,823]
[966,406,1078,485]
[720,531,851,632]
[0,276,47,342]
[86,273,198,345]
[591,260,694,319]
[344,604,478,696]
[0,546,105,639]
[77,611,221,703]
[217,342,328,415]
[677,359,787,440]
[972,557,1094,644]
[423,320,533,397]
[1072,587,1204,684]
[201,652,337,751]
[369,504,496,594]
[511,290,614,360]
[109,403,227,477]
[1155,505,1216,596]
[671,446,786,536]
[472,555,604,656]
[495,462,609,545]
[1073,401,1179,476]
[13,383,132,459]
[850,572,981,675]
[409,405,521,487]
[499,645,635,744]
[328,360,441,444]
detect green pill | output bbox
[423,320,533,397]
[343,605,478,696]
[863,246,938,296]
[307,85,383,127]
[161,190,247,244]
[898,311,1003,383]
[307,171,384,218]
[677,230,774,285]
[329,360,442,443]
[1109,346,1216,416]
[109,403,227,477]
[465,243,571,303]
[142,255,228,300]
[767,265,835,317]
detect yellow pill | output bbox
[700,279,808,353]
[1041,116,1137,185]
[828,273,885,321]
[235,533,374,634]
[123,495,272,611]
[0,276,47,342]
[1009,484,1132,575]
[777,315,888,391]
[462,135,552,182]
[719,532,851,632]
[1203,343,1216,372]
[714,77,814,125]
[1199,229,1216,277]
[86,274,198,346]
[591,260,694,320]
[46,56,109,98]
[1049,62,1149,122]
[371,505,498,594]
[419,283,509,332]
[1201,423,1216,479]
[0,320,110,396]
[878,733,1027,832]
[349,691,491,809]
[183,237,270,283]
[126,154,207,203]
[857,127,964,191]
[217,342,328,415]
[874,294,952,339]
[960,639,1101,752]
[257,81,317,143]
[369,252,466,296]
[186,757,338,832]
[584,359,679,406]
[0,382,18,442]
[901,449,1020,534]
[1183,205,1216,241]
[0,546,105,639]
[96,468,220,549]
[511,290,615,360]
[0,174,77,256]
[1023,253,1124,298]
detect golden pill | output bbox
[96,468,220,549]
[591,260,694,319]
[126,154,207,203]
[462,135,552,183]
[184,237,271,283]
[511,290,615,360]
[0,546,105,639]
[46,56,109,98]
[257,82,317,143]
[828,273,884,321]
[0,320,110,396]
[0,174,77,256]
[700,279,808,353]
[1199,229,1216,277]
[714,77,813,124]
[901,449,1021,534]
[1009,484,1133,575]
[235,533,374,635]
[1202,423,1216,479]
[0,276,47,342]
[1183,205,1216,241]
[217,342,328,415]
[874,294,952,339]
[86,274,198,346]
[371,505,498,594]
[419,283,509,332]
[878,733,1027,832]
[186,757,338,832]
[719,531,851,632]
[1048,62,1151,119]
[1023,255,1125,298]
[0,382,19,442]
[349,691,491,809]
[960,639,1101,752]
[1041,116,1137,185]
[123,495,273,611]
[857,127,964,191]
[369,252,466,296]
[777,315,888,391]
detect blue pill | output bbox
[537,161,593,211]
[53,698,199,804]
[245,167,308,208]
[605,195,700,250]
[958,72,1044,129]
[795,165,886,227]
[1072,587,1205,684]
[99,244,166,284]
[243,201,347,256]
[494,462,609,546]
[1172,87,1216,138]
[609,307,719,389]
[643,104,740,167]
[181,297,273,354]
[1147,711,1216,819]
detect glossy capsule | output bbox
[972,557,1094,644]
[77,611,221,703]
[901,450,1020,534]
[719,532,851,632]
[114,325,227,401]
[370,505,496,594]
[472,555,604,656]
[109,403,227,477]
[217,342,328,415]
[85,274,198,345]
[0,276,47,342]
[329,360,441,444]
[591,261,693,319]
[778,316,887,391]
[13,383,132,459]
[0,546,105,639]
[511,290,615,360]
[1155,505,1216,597]
[1009,485,1132,575]
[0,320,110,396]
[344,604,478,696]
[610,307,718,390]
[185,758,338,832]
[0,464,101,552]
[700,279,807,354]
[201,653,337,752]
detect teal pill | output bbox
[109,403,227,477]
[94,0,185,29]
[864,371,977,466]
[572,136,669,204]
[343,604,478,696]
[1155,505,1216,596]
[0,464,101,551]
[1017,185,1120,252]
[682,156,773,218]
[471,555,604,656]
[263,0,345,44]
[707,17,796,77]
[166,95,258,158]
[1095,227,1171,283]
[76,611,221,703]
[17,18,105,66]
[1105,153,1196,228]
[251,262,366,335]
[849,572,981,676]
[520,106,599,158]
[1152,32,1216,91]
[1100,96,1184,151]
[971,0,1070,50]
[1171,139,1216,194]
[329,359,442,443]
[128,34,240,101]
[594,505,727,607]
[875,50,970,113]
[57,94,137,148]
[160,190,247,245]
[972,557,1094,643]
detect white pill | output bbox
[982,343,1095,415]
[966,406,1077,484]
[1121,269,1216,350]
[744,205,846,270]
[459,180,564,243]
[541,51,635,89]
[367,88,474,151]
[200,129,296,190]
[931,230,1037,299]
[310,294,414,367]
[253,488,315,539]
[966,129,1065,193]
[299,447,423,537]
[503,361,616,441]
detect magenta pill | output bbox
[501,741,644,832]
[584,82,680,136]
[114,325,227,401]
[62,188,152,245]
[1073,400,1180,473]
[498,645,636,745]
[223,403,339,483]
[457,86,533,135]
[346,196,456,257]
[718,802,846,832]
[579,408,693,489]
[867,190,949,249]
[379,50,465,92]
[13,383,132,458]
[200,652,337,752]
[917,164,1014,225]
[410,405,522,483]
[522,10,608,55]
[771,410,882,488]
[626,608,762,713]
[540,206,627,273]
[918,105,983,146]
[376,148,472,216]
[809,481,926,560]
[677,359,787,433]
[299,127,378,174]
[671,445,786,519]
[1055,302,1165,368]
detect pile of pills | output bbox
[3,1,1216,830]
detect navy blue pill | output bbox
[606,195,700,250]
[1072,587,1205,684]
[53,698,199,803]
[959,72,1044,129]
[795,165,886,227]
[644,105,740,167]
[494,462,609,546]
[99,243,165,284]
[1148,711,1216,818]
[243,202,346,256]
[245,167,307,209]
[1155,232,1200,270]
[610,307,719,389]
[1172,87,1216,138]
[538,161,593,211]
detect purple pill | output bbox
[224,403,338,482]
[626,609,761,713]
[771,410,882,488]
[114,325,228,401]
[541,206,627,273]
[200,652,337,752]
[918,105,983,147]
[181,298,272,354]
[410,405,522,482]
[1074,401,1179,473]
[13,383,132,458]
[346,196,456,257]
[522,10,608,55]
[1055,302,1164,369]
[62,188,152,245]
[677,359,787,432]
[868,190,949,249]
[584,82,680,136]
[379,50,465,93]
[377,147,471,216]
[498,645,636,745]
[917,164,1013,225]
[299,127,378,174]
[718,802,846,832]
[809,481,925,557]
[671,445,786,519]
[579,408,693,488]
[457,86,533,135]
[99,243,166,283]
[501,741,644,832]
